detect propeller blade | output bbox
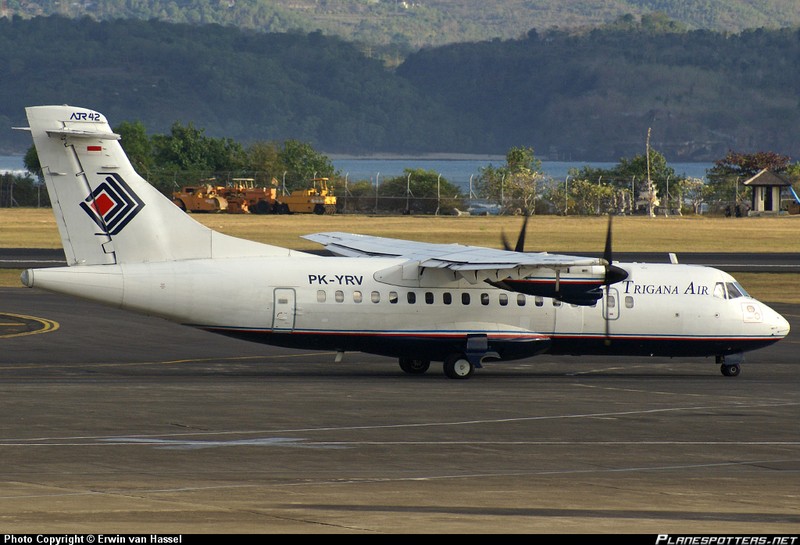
[602,215,628,285]
[601,215,625,346]
[500,214,529,253]
[501,231,513,251]
[603,215,614,264]
[514,214,529,253]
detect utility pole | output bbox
[645,127,656,217]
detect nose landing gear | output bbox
[717,353,743,377]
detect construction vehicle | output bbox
[173,177,336,215]
[280,177,338,215]
[220,178,282,214]
[172,180,228,212]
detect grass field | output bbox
[1,208,798,302]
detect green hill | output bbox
[4,0,799,60]
[1,15,799,161]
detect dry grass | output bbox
[4,207,800,253]
[1,208,798,302]
[181,213,800,253]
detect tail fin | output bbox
[24,105,286,265]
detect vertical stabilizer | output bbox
[25,105,285,265]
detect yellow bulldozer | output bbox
[172,180,228,212]
[219,178,281,214]
[173,177,337,215]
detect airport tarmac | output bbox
[0,287,798,534]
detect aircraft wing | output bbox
[303,232,604,280]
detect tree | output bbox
[706,150,792,212]
[150,121,246,173]
[277,139,335,192]
[569,148,681,215]
[115,120,153,174]
[246,141,283,186]
[378,168,463,214]
[23,146,41,181]
[477,147,544,214]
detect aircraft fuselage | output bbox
[24,256,789,364]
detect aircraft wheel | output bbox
[443,354,474,379]
[721,363,741,377]
[399,358,430,375]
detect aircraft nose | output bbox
[768,307,791,338]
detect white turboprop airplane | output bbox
[16,105,790,378]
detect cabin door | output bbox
[272,288,296,331]
[603,287,620,321]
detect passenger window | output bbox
[353,291,362,303]
[425,292,434,304]
[534,296,543,307]
[481,293,490,306]
[553,300,562,307]
[462,293,470,305]
[317,290,326,303]
[517,294,526,306]
[407,292,416,304]
[443,292,452,305]
[606,295,615,308]
[335,290,344,303]
[389,291,398,304]
[371,291,380,303]
[625,295,634,308]
[499,293,508,306]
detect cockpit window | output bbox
[714,281,750,300]
[726,282,748,299]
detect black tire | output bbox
[399,358,430,375]
[721,363,741,377]
[255,200,271,214]
[443,354,474,379]
[313,204,325,215]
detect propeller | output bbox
[498,214,628,346]
[602,215,629,286]
[601,215,628,345]
[501,213,529,252]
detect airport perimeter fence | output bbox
[0,169,765,217]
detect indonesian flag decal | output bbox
[80,173,145,235]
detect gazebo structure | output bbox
[742,169,792,216]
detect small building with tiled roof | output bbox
[742,169,792,215]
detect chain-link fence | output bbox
[2,169,772,217]
[0,173,50,208]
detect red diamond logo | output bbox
[91,192,115,217]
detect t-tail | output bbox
[21,105,289,266]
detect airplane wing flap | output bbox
[304,232,604,273]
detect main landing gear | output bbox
[717,353,743,377]
[398,358,430,375]
[397,355,475,379]
[399,335,500,379]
